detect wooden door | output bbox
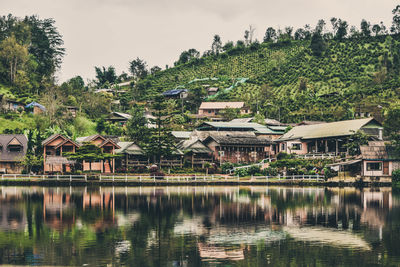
[383,161,389,175]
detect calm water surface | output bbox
[0,185,399,266]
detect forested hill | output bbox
[135,34,400,123]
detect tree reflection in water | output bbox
[0,186,398,266]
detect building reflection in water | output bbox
[0,185,397,264]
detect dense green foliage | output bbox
[0,14,110,141]
[0,14,65,96]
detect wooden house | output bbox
[198,102,250,118]
[65,106,78,118]
[0,134,27,174]
[206,87,219,96]
[162,89,188,99]
[42,134,79,173]
[107,112,132,125]
[360,141,400,179]
[0,95,25,113]
[116,141,148,171]
[276,118,383,157]
[176,139,213,168]
[203,132,273,164]
[25,102,46,115]
[76,135,120,173]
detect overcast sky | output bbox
[1,0,398,83]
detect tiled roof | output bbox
[199,102,245,110]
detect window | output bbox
[8,145,21,152]
[367,162,382,171]
[281,144,286,150]
[291,143,302,150]
[208,110,211,114]
[63,146,73,153]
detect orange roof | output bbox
[199,102,245,110]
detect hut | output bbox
[0,134,27,174]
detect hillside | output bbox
[137,35,400,122]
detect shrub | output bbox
[221,162,234,173]
[234,168,248,177]
[276,152,293,160]
[247,166,261,175]
[263,167,278,176]
[323,167,335,179]
[392,169,400,184]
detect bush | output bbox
[234,168,248,177]
[263,167,278,176]
[392,169,400,184]
[323,167,335,179]
[276,152,293,160]
[248,165,261,176]
[221,162,234,173]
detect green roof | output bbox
[278,118,381,141]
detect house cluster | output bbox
[1,100,398,180]
[0,95,78,117]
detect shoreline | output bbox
[0,179,392,187]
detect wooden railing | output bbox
[295,153,339,159]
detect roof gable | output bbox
[99,138,121,149]
[8,137,22,146]
[42,134,79,147]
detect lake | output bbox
[0,185,399,266]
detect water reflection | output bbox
[0,186,399,266]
